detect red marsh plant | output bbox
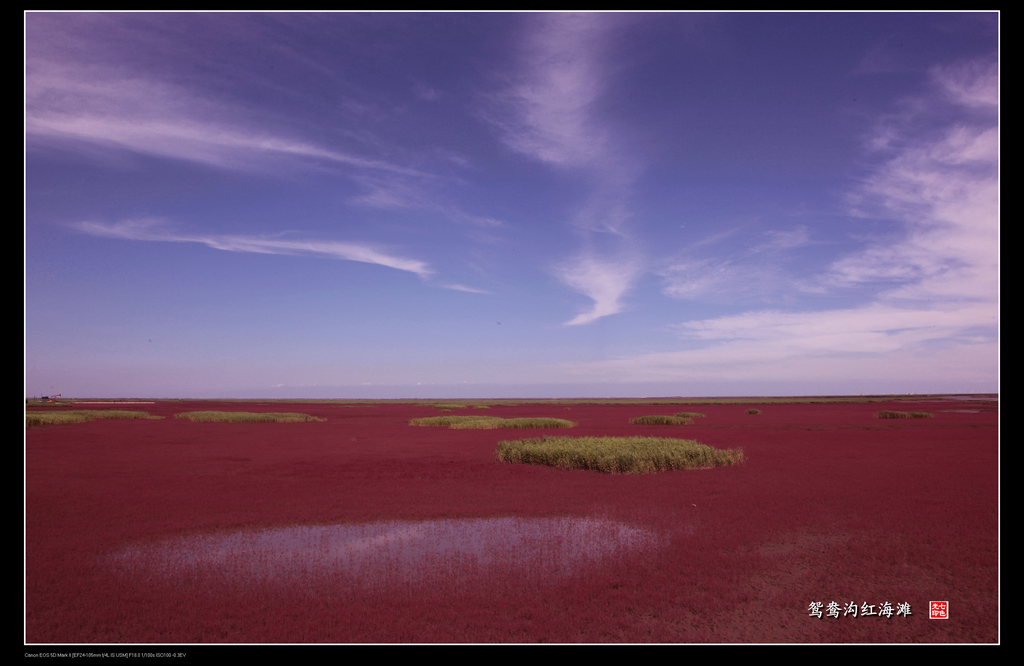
[25,399,998,643]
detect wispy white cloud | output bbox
[75,219,433,278]
[832,58,998,306]
[348,171,507,230]
[676,304,993,353]
[664,56,998,310]
[488,13,612,169]
[440,283,491,294]
[755,226,813,252]
[487,14,645,324]
[661,257,765,302]
[568,55,998,387]
[933,58,999,108]
[25,29,491,231]
[560,301,996,387]
[660,226,814,302]
[25,62,421,177]
[556,252,642,326]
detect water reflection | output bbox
[110,517,663,592]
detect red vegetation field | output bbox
[25,398,998,643]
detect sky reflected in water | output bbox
[110,517,665,593]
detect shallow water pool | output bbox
[109,517,664,593]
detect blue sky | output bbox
[25,12,999,399]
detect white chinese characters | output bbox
[809,601,912,618]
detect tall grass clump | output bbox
[410,416,575,429]
[497,436,744,474]
[452,417,574,430]
[746,408,761,415]
[630,415,694,425]
[674,412,706,419]
[431,403,492,411]
[174,411,322,423]
[877,410,934,419]
[26,410,162,427]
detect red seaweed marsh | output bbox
[25,397,998,643]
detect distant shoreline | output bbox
[26,394,998,406]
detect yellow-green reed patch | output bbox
[877,410,934,419]
[746,409,761,415]
[674,412,706,419]
[410,415,575,429]
[26,410,162,427]
[174,411,323,423]
[431,403,492,410]
[496,436,745,474]
[630,415,694,425]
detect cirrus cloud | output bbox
[75,219,434,278]
[565,55,998,390]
